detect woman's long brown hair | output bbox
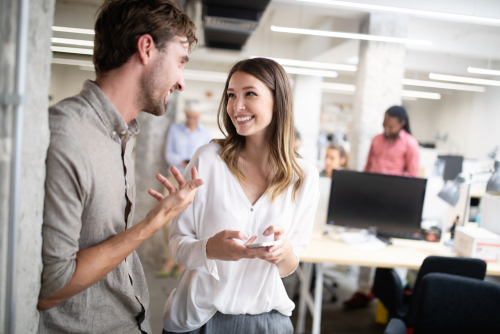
[213,58,304,203]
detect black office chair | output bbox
[384,273,500,334]
[373,256,486,329]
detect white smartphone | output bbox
[247,241,280,248]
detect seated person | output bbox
[320,143,348,177]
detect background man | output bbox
[37,1,201,333]
[344,105,419,308]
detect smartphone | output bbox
[247,241,280,248]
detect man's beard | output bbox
[139,59,167,117]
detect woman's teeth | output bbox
[237,116,253,122]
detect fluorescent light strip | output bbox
[183,69,228,83]
[402,78,485,92]
[430,73,500,87]
[402,96,418,101]
[468,67,500,76]
[283,66,338,77]
[297,0,500,26]
[322,82,356,91]
[51,46,94,55]
[402,90,441,100]
[52,58,93,67]
[321,83,440,99]
[51,37,94,47]
[255,56,357,71]
[52,26,95,35]
[271,25,432,46]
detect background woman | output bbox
[320,143,349,178]
[156,58,319,334]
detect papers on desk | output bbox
[340,232,387,251]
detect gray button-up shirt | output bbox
[39,80,151,334]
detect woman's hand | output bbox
[258,225,297,276]
[206,230,268,261]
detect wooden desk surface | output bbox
[300,232,500,276]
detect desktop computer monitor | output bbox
[327,170,427,233]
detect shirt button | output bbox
[121,130,127,135]
[112,131,116,136]
[250,208,253,212]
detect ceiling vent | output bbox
[202,0,271,50]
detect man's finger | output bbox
[156,173,176,195]
[148,189,164,201]
[171,166,186,188]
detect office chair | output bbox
[384,273,500,334]
[373,256,486,329]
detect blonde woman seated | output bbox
[320,143,348,178]
[157,58,319,334]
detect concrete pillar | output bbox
[350,13,408,170]
[133,92,178,269]
[0,0,55,332]
[293,75,322,165]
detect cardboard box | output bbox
[454,227,500,262]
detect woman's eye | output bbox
[246,92,257,96]
[228,93,235,98]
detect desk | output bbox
[296,232,500,334]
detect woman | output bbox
[158,58,319,333]
[320,143,348,178]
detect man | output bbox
[157,100,212,277]
[38,1,201,333]
[165,99,212,173]
[344,105,419,308]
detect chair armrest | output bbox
[384,318,406,334]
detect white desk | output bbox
[295,232,500,334]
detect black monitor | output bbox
[327,170,427,233]
[438,155,463,181]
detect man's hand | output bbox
[206,230,268,261]
[147,166,203,227]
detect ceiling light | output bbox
[322,82,356,92]
[430,73,500,87]
[50,46,93,55]
[402,90,441,100]
[51,58,93,67]
[282,66,338,77]
[467,67,500,76]
[255,56,357,71]
[321,83,440,100]
[183,69,228,83]
[297,0,500,26]
[52,26,95,35]
[51,37,94,47]
[402,78,485,92]
[271,25,433,46]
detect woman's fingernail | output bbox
[263,230,269,236]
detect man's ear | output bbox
[136,34,155,66]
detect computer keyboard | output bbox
[377,231,425,241]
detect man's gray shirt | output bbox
[39,80,151,334]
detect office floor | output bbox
[145,265,386,334]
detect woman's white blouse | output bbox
[163,143,320,332]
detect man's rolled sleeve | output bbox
[39,130,88,299]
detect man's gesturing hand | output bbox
[147,166,203,226]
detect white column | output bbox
[293,74,322,165]
[350,13,408,170]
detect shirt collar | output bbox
[181,122,203,133]
[80,80,140,138]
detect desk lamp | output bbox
[438,162,500,226]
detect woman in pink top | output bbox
[344,105,420,308]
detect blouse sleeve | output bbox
[168,149,220,280]
[284,166,320,277]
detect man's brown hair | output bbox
[93,0,197,74]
